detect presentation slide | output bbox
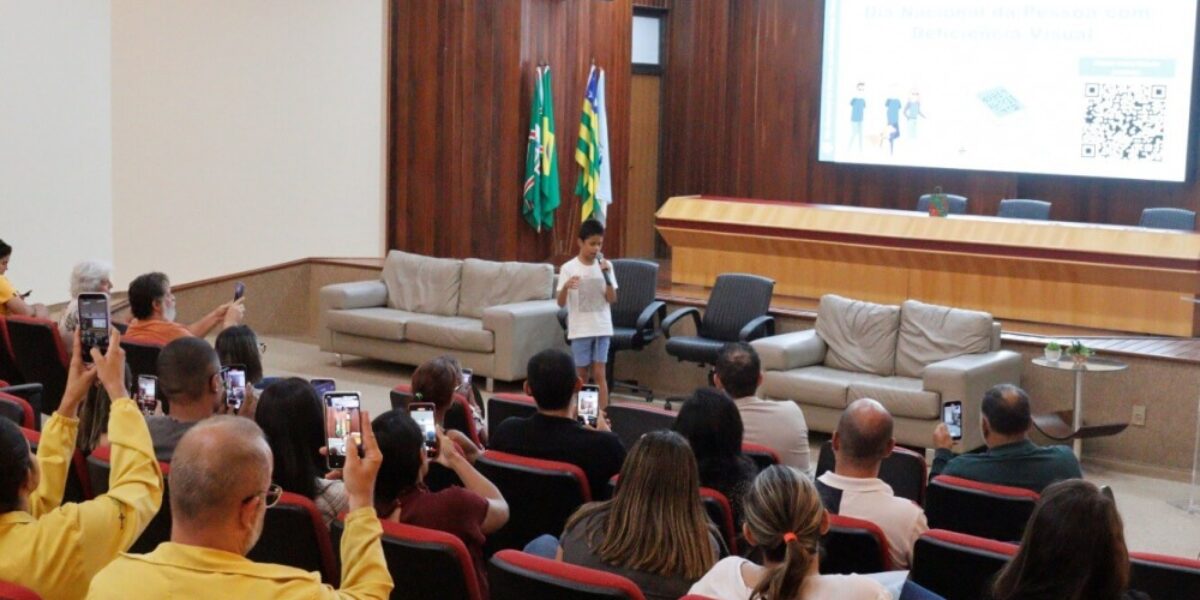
[818,1,1198,182]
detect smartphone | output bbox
[222,364,247,412]
[578,384,599,427]
[943,401,963,441]
[410,402,439,457]
[136,375,158,415]
[459,368,473,392]
[310,378,336,397]
[233,281,246,301]
[324,392,362,469]
[77,293,111,363]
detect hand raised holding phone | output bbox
[343,409,382,512]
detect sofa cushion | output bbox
[761,366,885,411]
[324,308,428,342]
[458,259,554,318]
[382,250,462,317]
[405,316,495,353]
[848,377,942,419]
[816,294,901,376]
[895,300,994,378]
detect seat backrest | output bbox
[741,442,780,472]
[609,259,659,329]
[24,428,91,502]
[87,445,171,552]
[333,518,483,600]
[821,513,892,575]
[909,529,1016,600]
[5,316,68,414]
[815,441,928,505]
[487,393,538,434]
[700,274,774,341]
[0,318,23,386]
[246,492,339,585]
[605,402,675,448]
[488,549,647,600]
[121,340,163,380]
[475,451,591,552]
[1130,552,1200,600]
[1139,207,1196,231]
[0,580,41,600]
[916,193,968,214]
[996,199,1051,220]
[925,475,1038,542]
[0,392,35,429]
[699,487,737,555]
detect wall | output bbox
[0,1,113,303]
[660,0,1200,226]
[111,0,388,291]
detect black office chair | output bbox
[996,199,1051,220]
[662,273,775,367]
[557,259,665,401]
[1139,207,1196,231]
[916,193,968,214]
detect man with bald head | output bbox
[931,383,1082,493]
[88,416,393,599]
[816,398,927,568]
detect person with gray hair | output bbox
[58,259,114,351]
[87,415,394,599]
[816,398,927,568]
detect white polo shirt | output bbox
[816,471,928,569]
[734,395,811,472]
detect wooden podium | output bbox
[655,196,1200,336]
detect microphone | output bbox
[597,252,613,285]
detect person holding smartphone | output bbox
[0,239,49,319]
[123,272,244,346]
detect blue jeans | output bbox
[523,534,559,559]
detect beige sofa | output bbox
[751,295,1022,450]
[319,251,567,386]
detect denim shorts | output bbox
[570,336,611,367]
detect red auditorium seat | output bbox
[4,316,69,414]
[0,383,44,424]
[86,445,171,552]
[488,549,646,600]
[741,442,781,472]
[815,440,928,505]
[22,428,92,502]
[487,393,538,434]
[1130,551,1200,600]
[924,475,1039,541]
[0,317,24,386]
[474,450,591,553]
[821,513,893,575]
[699,487,737,555]
[0,580,41,600]
[389,383,481,447]
[246,492,338,585]
[332,517,483,600]
[605,402,675,449]
[0,392,35,430]
[909,529,1017,600]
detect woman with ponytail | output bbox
[689,465,891,600]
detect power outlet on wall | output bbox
[1131,404,1147,427]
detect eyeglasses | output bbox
[242,483,283,508]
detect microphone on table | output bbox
[597,252,613,285]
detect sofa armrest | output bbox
[483,300,568,381]
[923,350,1023,450]
[319,280,388,311]
[750,330,827,371]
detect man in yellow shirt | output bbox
[87,411,394,598]
[123,271,244,345]
[0,330,164,600]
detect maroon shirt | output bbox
[387,484,490,596]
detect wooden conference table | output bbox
[655,195,1200,337]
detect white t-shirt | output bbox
[689,556,892,600]
[557,256,618,339]
[816,472,928,569]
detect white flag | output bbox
[595,68,613,220]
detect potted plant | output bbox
[1044,341,1062,362]
[1066,340,1093,366]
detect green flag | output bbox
[522,66,561,232]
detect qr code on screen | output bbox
[1081,83,1166,161]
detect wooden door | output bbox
[626,74,662,258]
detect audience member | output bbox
[254,378,348,526]
[87,415,393,599]
[58,259,115,349]
[489,349,626,499]
[124,271,244,345]
[557,218,618,410]
[673,387,758,529]
[689,465,891,600]
[932,384,1082,493]
[148,336,253,460]
[442,354,488,444]
[0,238,49,318]
[714,341,811,471]
[816,398,927,569]
[215,324,265,387]
[559,430,720,600]
[409,356,482,460]
[0,330,163,600]
[989,479,1149,600]
[373,408,508,597]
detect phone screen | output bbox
[459,368,473,392]
[325,392,362,469]
[578,385,599,426]
[311,378,336,397]
[137,375,157,415]
[410,403,438,456]
[234,281,246,301]
[223,366,247,411]
[78,293,110,361]
[943,401,963,440]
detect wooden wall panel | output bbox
[659,0,1200,227]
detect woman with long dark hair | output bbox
[215,324,265,387]
[673,387,758,527]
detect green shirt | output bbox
[931,439,1083,493]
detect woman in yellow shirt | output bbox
[0,239,49,318]
[0,330,163,600]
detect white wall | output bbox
[0,1,113,304]
[110,0,387,290]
